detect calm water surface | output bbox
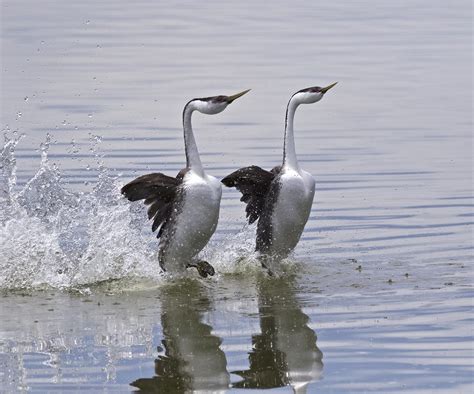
[1,0,472,392]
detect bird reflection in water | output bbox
[233,276,323,393]
[130,280,230,393]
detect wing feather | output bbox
[222,165,279,224]
[121,173,179,202]
[121,172,182,237]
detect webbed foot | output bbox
[187,260,215,278]
[196,260,215,278]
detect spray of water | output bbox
[0,134,260,290]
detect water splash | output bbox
[0,131,23,218]
[16,133,75,220]
[0,134,265,291]
[0,134,163,290]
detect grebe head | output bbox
[191,89,251,115]
[292,82,337,104]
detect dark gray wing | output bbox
[121,172,183,237]
[256,166,282,254]
[222,165,281,224]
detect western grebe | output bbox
[122,89,250,277]
[222,83,336,271]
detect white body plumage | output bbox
[160,171,222,272]
[265,83,336,261]
[269,168,315,258]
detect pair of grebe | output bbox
[121,84,337,277]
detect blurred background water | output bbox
[0,0,472,392]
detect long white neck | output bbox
[283,96,301,172]
[182,101,204,177]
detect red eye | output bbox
[215,96,228,103]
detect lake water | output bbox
[0,0,472,392]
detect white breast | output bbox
[161,171,222,271]
[270,169,315,258]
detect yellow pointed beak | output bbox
[227,89,251,103]
[320,82,338,94]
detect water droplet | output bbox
[88,114,93,118]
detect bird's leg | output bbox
[262,263,274,277]
[186,260,215,278]
[158,251,167,273]
[259,255,274,276]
